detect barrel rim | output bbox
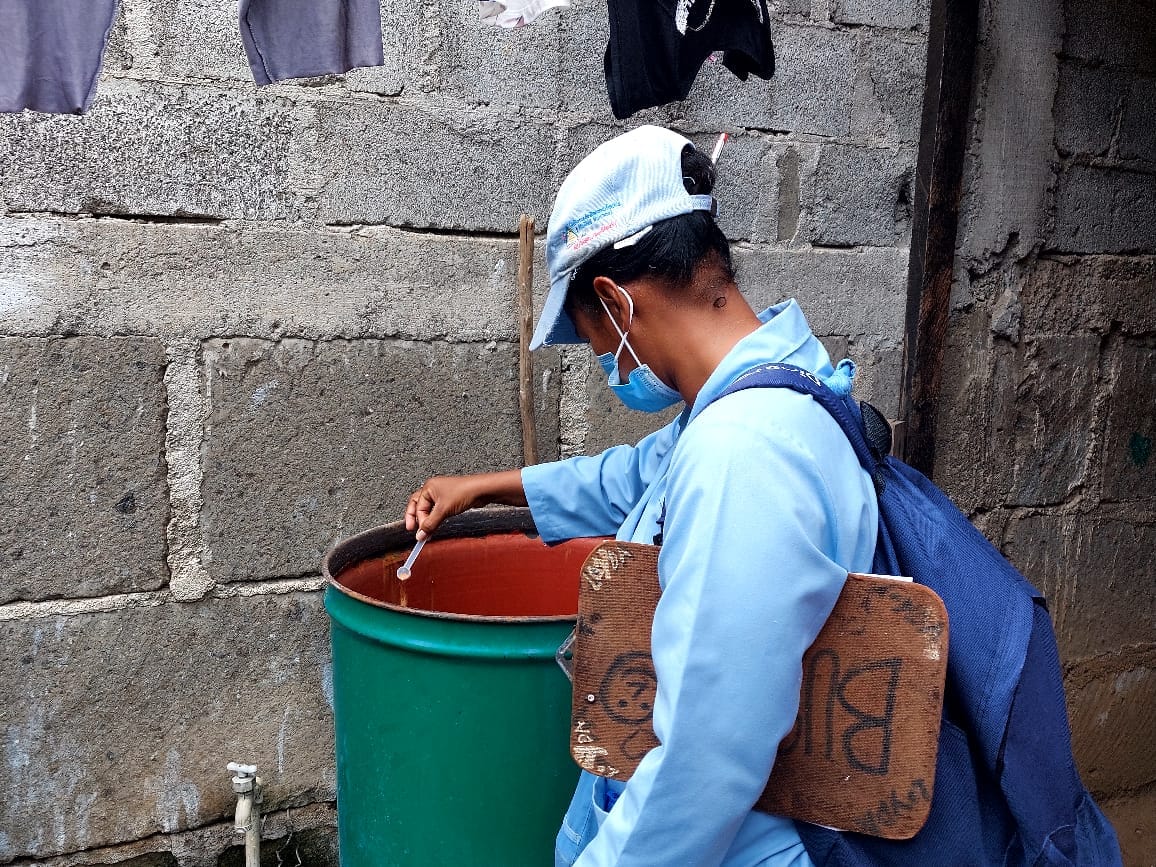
[322,506,577,623]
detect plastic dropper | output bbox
[710,132,729,164]
[396,537,427,581]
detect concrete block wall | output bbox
[942,0,1155,863]
[0,0,927,863]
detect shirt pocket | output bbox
[555,772,602,866]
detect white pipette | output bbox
[710,132,729,164]
[396,537,427,581]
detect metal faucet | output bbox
[228,761,263,867]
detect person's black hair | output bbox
[565,144,734,319]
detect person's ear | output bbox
[592,276,630,330]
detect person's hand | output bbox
[404,470,529,540]
[405,476,483,541]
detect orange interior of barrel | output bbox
[334,533,606,619]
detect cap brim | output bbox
[529,271,583,350]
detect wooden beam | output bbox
[899,0,981,476]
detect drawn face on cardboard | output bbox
[600,651,658,725]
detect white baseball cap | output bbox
[530,125,717,350]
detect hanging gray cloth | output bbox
[0,0,119,114]
[238,0,384,85]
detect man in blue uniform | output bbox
[406,125,877,865]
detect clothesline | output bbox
[0,0,773,120]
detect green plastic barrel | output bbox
[322,508,603,866]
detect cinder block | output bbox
[104,0,253,84]
[0,338,169,604]
[806,144,915,246]
[1006,336,1099,505]
[845,339,903,419]
[833,0,927,30]
[1100,785,1156,867]
[1020,256,1156,337]
[437,0,562,108]
[1050,165,1156,254]
[852,32,928,144]
[932,308,1018,514]
[678,25,857,139]
[933,323,1100,509]
[1068,662,1156,794]
[0,593,334,860]
[313,102,557,230]
[0,217,538,343]
[732,245,908,341]
[201,338,560,582]
[0,83,308,221]
[1101,340,1156,503]
[1119,74,1156,163]
[1064,0,1156,74]
[1004,513,1156,659]
[1053,63,1120,157]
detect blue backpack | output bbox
[712,363,1122,867]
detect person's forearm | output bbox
[469,469,528,508]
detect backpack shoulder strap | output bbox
[713,363,889,491]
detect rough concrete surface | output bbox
[954,0,1063,267]
[1100,340,1156,503]
[1050,165,1156,254]
[1119,74,1156,164]
[1101,785,1156,867]
[733,246,909,343]
[942,7,1155,847]
[0,82,310,222]
[437,0,563,109]
[1003,512,1156,659]
[313,101,558,230]
[201,338,560,581]
[807,144,915,247]
[5,803,336,867]
[852,32,928,145]
[0,337,169,604]
[0,216,546,344]
[678,25,858,137]
[1063,0,1156,75]
[1067,660,1156,794]
[1053,63,1120,158]
[0,592,334,861]
[1019,256,1156,337]
[832,0,928,30]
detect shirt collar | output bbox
[682,298,836,426]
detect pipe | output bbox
[228,761,263,867]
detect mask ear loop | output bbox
[597,285,645,368]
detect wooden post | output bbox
[898,0,980,476]
[517,215,539,466]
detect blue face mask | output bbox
[595,286,683,413]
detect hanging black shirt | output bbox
[604,0,775,120]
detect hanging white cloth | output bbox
[478,0,570,29]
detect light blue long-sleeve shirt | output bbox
[522,300,879,867]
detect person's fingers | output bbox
[404,492,418,531]
[417,496,446,539]
[404,485,428,532]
